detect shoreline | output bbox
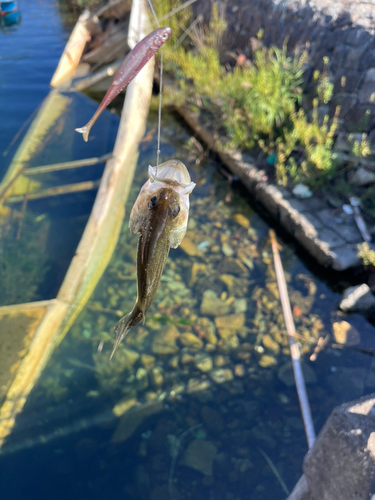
[172,104,375,313]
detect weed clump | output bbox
[357,242,375,268]
[160,2,341,189]
[0,214,50,306]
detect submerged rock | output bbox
[194,353,213,372]
[140,354,156,371]
[220,274,235,291]
[196,318,217,344]
[222,242,234,257]
[258,355,277,368]
[135,368,148,391]
[234,364,246,377]
[152,325,180,354]
[181,353,195,364]
[200,405,224,434]
[150,367,163,388]
[200,290,231,316]
[112,397,138,417]
[183,439,217,475]
[169,355,179,369]
[214,313,245,331]
[340,284,375,313]
[277,361,317,387]
[111,400,164,443]
[332,321,360,346]
[233,213,250,228]
[187,378,212,394]
[262,334,280,354]
[180,332,204,349]
[214,355,228,367]
[265,282,280,300]
[233,298,247,314]
[219,257,247,275]
[210,368,234,384]
[180,236,203,256]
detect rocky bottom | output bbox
[14,118,375,500]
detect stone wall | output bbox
[220,0,375,143]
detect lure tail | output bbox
[110,305,143,359]
[75,124,91,143]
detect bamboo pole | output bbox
[6,180,100,204]
[0,92,71,202]
[24,153,112,175]
[50,10,91,88]
[73,61,121,91]
[0,0,154,449]
[269,230,316,449]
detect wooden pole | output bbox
[6,180,100,204]
[73,61,121,91]
[24,153,112,175]
[269,230,316,449]
[0,0,154,449]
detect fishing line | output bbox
[173,13,203,48]
[168,424,203,500]
[147,0,200,167]
[159,0,198,22]
[146,0,164,167]
[2,100,43,157]
[147,0,160,27]
[156,50,164,167]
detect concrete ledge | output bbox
[175,105,365,272]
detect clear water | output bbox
[0,1,119,305]
[1,2,375,500]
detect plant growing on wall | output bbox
[357,242,375,269]
[160,1,341,189]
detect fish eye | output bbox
[149,196,157,209]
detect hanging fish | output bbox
[76,26,172,142]
[110,160,195,358]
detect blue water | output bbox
[0,0,119,304]
[0,0,72,175]
[1,3,375,500]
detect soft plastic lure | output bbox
[76,26,171,142]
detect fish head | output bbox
[148,187,181,219]
[151,27,172,51]
[130,159,195,248]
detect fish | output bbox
[110,159,196,358]
[75,26,172,142]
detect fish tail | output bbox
[110,305,143,360]
[75,124,90,142]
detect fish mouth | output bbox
[148,160,196,194]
